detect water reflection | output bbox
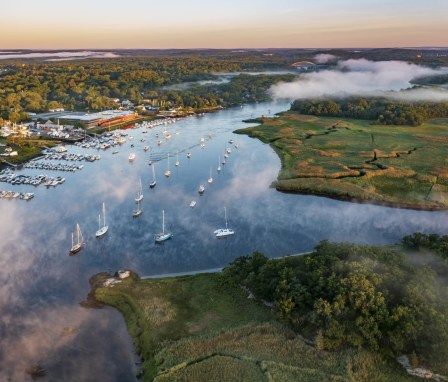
[0,100,447,381]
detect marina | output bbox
[0,190,34,200]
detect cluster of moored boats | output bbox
[42,151,100,162]
[24,162,83,172]
[134,118,180,130]
[0,169,65,187]
[0,190,34,200]
[75,134,126,149]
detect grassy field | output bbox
[0,136,57,165]
[236,113,448,210]
[94,272,415,382]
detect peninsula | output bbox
[91,233,448,381]
[236,112,448,210]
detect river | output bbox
[1,100,447,381]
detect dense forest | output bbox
[2,47,448,123]
[0,56,296,122]
[291,97,448,125]
[221,236,448,371]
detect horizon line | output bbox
[1,46,448,52]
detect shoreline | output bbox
[140,251,313,280]
[274,186,448,212]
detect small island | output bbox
[91,233,448,381]
[236,110,448,210]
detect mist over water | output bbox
[270,58,448,101]
[1,100,447,381]
[0,51,120,61]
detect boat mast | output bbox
[71,232,74,248]
[79,224,83,245]
[102,203,106,228]
[162,210,165,234]
[224,207,228,229]
[152,164,156,181]
[98,214,101,230]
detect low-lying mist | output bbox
[270,57,448,101]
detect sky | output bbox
[1,0,447,49]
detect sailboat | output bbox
[217,156,221,173]
[135,176,143,202]
[95,202,108,238]
[208,166,213,184]
[133,199,142,217]
[198,185,205,194]
[165,154,171,177]
[175,151,180,167]
[154,210,172,242]
[70,223,84,254]
[149,164,156,188]
[187,151,191,158]
[214,207,235,238]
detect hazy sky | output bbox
[1,0,447,49]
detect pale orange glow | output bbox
[1,1,447,49]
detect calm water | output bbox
[1,100,447,381]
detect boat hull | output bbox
[96,226,109,238]
[214,228,235,238]
[70,243,83,254]
[154,232,172,242]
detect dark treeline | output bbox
[413,74,448,85]
[291,97,448,126]
[401,232,448,259]
[221,238,448,370]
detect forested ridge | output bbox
[221,235,448,372]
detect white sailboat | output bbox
[214,207,235,238]
[175,151,180,167]
[198,185,205,194]
[165,154,171,177]
[128,153,136,161]
[217,156,221,172]
[207,166,213,184]
[95,202,109,238]
[133,199,142,217]
[187,151,191,158]
[154,210,172,242]
[149,164,156,188]
[135,176,143,202]
[70,223,84,254]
